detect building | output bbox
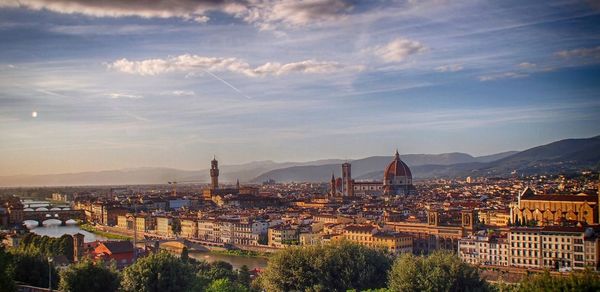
[341,224,413,254]
[508,226,599,270]
[198,218,219,242]
[382,150,416,196]
[102,207,128,227]
[91,241,135,269]
[202,157,259,202]
[155,216,173,237]
[386,209,476,254]
[479,209,511,227]
[180,217,198,239]
[336,150,416,197]
[510,187,599,226]
[458,232,510,266]
[268,224,299,248]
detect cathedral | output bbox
[330,150,416,197]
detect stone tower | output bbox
[342,162,353,197]
[461,209,475,230]
[210,156,219,190]
[427,210,439,226]
[72,233,85,262]
[330,173,337,197]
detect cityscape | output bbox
[1,1,600,292]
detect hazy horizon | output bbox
[1,1,599,176]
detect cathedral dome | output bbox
[384,150,412,185]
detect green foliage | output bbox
[238,265,251,288]
[121,251,196,292]
[205,278,249,292]
[18,232,73,260]
[0,234,16,292]
[211,249,267,258]
[259,241,392,292]
[7,249,59,289]
[515,270,600,292]
[181,246,189,262]
[387,251,489,292]
[80,223,132,240]
[171,218,182,237]
[58,258,120,292]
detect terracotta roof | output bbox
[101,241,133,254]
[384,150,412,180]
[522,194,597,202]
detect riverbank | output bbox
[211,249,271,259]
[79,223,132,240]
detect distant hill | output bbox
[2,135,596,186]
[400,136,600,179]
[0,159,345,187]
[251,152,501,183]
[253,136,599,182]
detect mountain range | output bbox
[0,136,597,187]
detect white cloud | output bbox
[555,46,600,58]
[171,90,195,96]
[108,54,364,77]
[478,72,529,82]
[370,38,427,62]
[1,0,357,29]
[434,64,463,72]
[517,62,537,69]
[107,93,143,99]
[242,0,354,30]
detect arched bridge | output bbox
[23,209,85,225]
[143,235,225,252]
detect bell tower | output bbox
[342,162,353,197]
[72,233,85,262]
[330,173,337,197]
[210,156,219,190]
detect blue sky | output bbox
[0,0,599,175]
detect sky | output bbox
[0,0,599,176]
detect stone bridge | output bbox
[23,209,85,225]
[143,235,226,252]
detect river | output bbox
[24,219,108,242]
[23,200,269,269]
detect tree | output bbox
[180,246,189,262]
[8,250,59,289]
[516,269,600,292]
[237,265,251,288]
[121,251,195,292]
[259,241,392,291]
[59,259,120,292]
[387,251,489,292]
[205,278,249,292]
[0,234,15,292]
[171,218,182,237]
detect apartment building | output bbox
[180,217,198,239]
[458,233,509,266]
[268,224,299,248]
[341,224,413,254]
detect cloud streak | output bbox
[555,46,600,58]
[1,0,359,29]
[108,54,364,77]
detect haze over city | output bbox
[1,0,599,176]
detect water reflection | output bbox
[24,219,107,242]
[189,251,268,270]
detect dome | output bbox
[384,150,412,183]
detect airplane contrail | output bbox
[202,69,253,99]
